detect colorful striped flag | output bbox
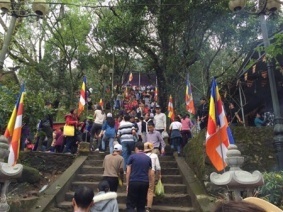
[124,86,128,98]
[154,86,158,102]
[78,76,86,116]
[4,85,25,166]
[168,95,175,121]
[99,98,104,108]
[185,74,196,114]
[128,72,133,82]
[206,78,235,172]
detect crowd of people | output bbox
[71,141,161,212]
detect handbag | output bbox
[63,125,75,136]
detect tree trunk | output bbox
[155,66,167,112]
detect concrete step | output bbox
[81,165,104,174]
[65,191,191,207]
[84,158,177,168]
[159,161,177,168]
[71,182,187,194]
[81,165,180,175]
[76,174,183,184]
[84,159,104,166]
[119,204,196,212]
[57,201,195,211]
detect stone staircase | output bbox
[54,153,196,211]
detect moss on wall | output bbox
[184,126,277,181]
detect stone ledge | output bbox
[30,156,88,212]
[174,153,215,212]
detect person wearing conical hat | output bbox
[144,142,161,212]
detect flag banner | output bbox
[128,72,133,82]
[124,86,128,97]
[78,76,86,116]
[4,85,25,166]
[154,86,158,102]
[185,74,196,114]
[206,78,235,172]
[99,98,104,107]
[168,95,175,121]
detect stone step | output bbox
[119,204,196,212]
[159,161,177,168]
[76,174,183,184]
[65,191,191,206]
[84,159,177,168]
[84,159,104,166]
[57,202,195,211]
[71,182,187,194]
[81,165,180,175]
[81,165,104,174]
[86,154,174,161]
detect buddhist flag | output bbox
[78,76,86,116]
[168,95,175,121]
[154,86,158,102]
[128,72,133,82]
[185,74,196,114]
[206,78,235,172]
[99,98,104,107]
[124,86,128,97]
[4,85,25,166]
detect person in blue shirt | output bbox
[126,142,152,212]
[254,113,266,127]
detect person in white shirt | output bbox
[144,142,161,212]
[153,105,166,133]
[90,105,106,151]
[169,116,182,156]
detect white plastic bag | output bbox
[162,131,169,138]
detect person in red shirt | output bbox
[63,109,83,154]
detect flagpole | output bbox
[238,81,246,127]
[139,71,141,87]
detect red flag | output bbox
[99,98,104,108]
[78,76,86,116]
[4,86,25,166]
[206,78,235,172]
[154,86,158,102]
[167,95,175,121]
[185,74,196,114]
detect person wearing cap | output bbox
[90,180,119,212]
[146,122,166,155]
[100,113,116,153]
[72,185,94,212]
[144,142,161,212]
[197,97,208,130]
[153,105,167,134]
[102,143,124,192]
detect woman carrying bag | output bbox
[63,109,83,154]
[144,142,161,212]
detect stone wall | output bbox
[19,152,76,173]
[184,126,276,181]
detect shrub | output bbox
[258,171,283,206]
